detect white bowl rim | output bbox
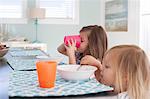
[57,64,97,73]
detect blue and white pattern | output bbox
[7,58,37,70]
[9,71,113,97]
[6,49,65,70]
[6,57,65,71]
[9,49,46,57]
[8,48,113,97]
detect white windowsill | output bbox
[0,18,27,24]
[38,18,79,25]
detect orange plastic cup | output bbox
[36,61,57,88]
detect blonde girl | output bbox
[81,45,150,99]
[100,45,150,99]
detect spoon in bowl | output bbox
[76,64,87,71]
[76,65,82,71]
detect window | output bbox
[36,0,79,24]
[0,0,27,24]
[140,0,150,56]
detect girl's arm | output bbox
[57,40,77,64]
[57,43,67,56]
[68,51,76,64]
[65,39,77,64]
[94,67,101,83]
[80,55,101,67]
[80,55,102,82]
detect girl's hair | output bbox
[106,45,150,99]
[79,25,108,61]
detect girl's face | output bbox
[77,31,89,53]
[100,52,116,87]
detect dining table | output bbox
[0,48,118,99]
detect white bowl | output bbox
[57,65,97,81]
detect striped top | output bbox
[75,52,83,64]
[118,92,129,99]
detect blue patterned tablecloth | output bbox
[9,49,47,57]
[6,49,65,70]
[7,58,37,70]
[9,71,113,97]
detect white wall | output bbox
[8,0,102,57]
[100,0,140,48]
[6,0,140,57]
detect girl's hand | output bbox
[80,55,101,67]
[64,39,77,64]
[65,38,77,56]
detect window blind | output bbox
[39,0,75,19]
[0,0,23,18]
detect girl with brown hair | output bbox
[57,25,108,64]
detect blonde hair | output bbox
[106,45,150,99]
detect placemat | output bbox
[7,58,37,70]
[7,58,65,71]
[6,49,65,70]
[9,49,47,57]
[9,71,113,97]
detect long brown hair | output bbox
[106,45,150,99]
[80,25,108,61]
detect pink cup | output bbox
[64,35,81,48]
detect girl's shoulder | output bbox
[118,92,129,99]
